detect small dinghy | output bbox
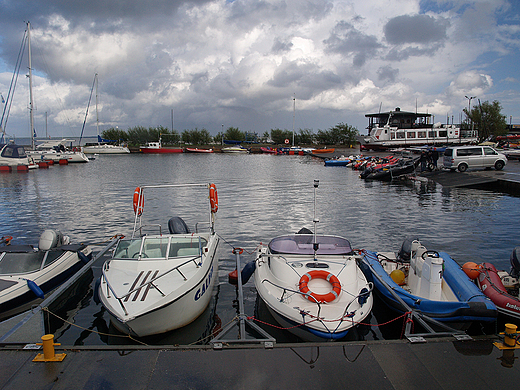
[361,238,497,325]
[471,247,520,320]
[0,230,91,321]
[252,181,373,341]
[98,183,220,337]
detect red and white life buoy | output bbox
[133,187,144,216]
[299,270,341,303]
[209,183,218,213]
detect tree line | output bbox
[102,123,360,147]
[101,100,511,146]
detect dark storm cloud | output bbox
[377,65,398,82]
[323,21,381,66]
[384,14,449,45]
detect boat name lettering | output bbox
[505,302,520,312]
[194,266,213,301]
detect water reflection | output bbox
[2,153,520,344]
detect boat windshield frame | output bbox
[113,235,208,260]
[268,234,353,255]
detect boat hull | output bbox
[477,263,520,320]
[361,250,497,323]
[0,246,90,321]
[82,145,130,154]
[140,148,183,154]
[253,235,373,341]
[105,259,218,337]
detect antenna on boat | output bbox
[313,179,319,260]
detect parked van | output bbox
[443,145,507,172]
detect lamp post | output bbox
[465,95,475,127]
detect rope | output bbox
[42,307,238,347]
[42,307,148,345]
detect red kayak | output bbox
[476,263,520,319]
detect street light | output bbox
[465,95,476,133]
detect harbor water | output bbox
[1,152,519,345]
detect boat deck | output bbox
[0,336,518,389]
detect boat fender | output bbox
[358,287,370,305]
[168,217,190,234]
[299,270,341,303]
[511,247,520,279]
[133,187,144,216]
[462,262,480,280]
[26,279,44,299]
[228,269,238,285]
[209,184,218,213]
[241,261,256,284]
[93,277,101,304]
[78,251,90,264]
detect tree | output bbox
[465,100,507,141]
[224,127,245,141]
[297,128,315,145]
[316,123,359,145]
[270,128,293,144]
[102,127,128,142]
[182,128,212,145]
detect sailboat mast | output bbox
[95,73,100,141]
[27,21,35,150]
[292,94,295,147]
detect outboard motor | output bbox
[397,237,420,262]
[39,229,69,251]
[168,217,190,234]
[510,247,520,279]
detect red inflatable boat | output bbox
[477,263,520,320]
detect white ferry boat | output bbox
[358,107,478,150]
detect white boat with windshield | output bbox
[98,183,220,337]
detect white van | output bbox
[443,146,507,172]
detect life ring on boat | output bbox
[298,270,341,303]
[209,183,218,213]
[133,187,144,216]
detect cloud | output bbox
[384,14,449,45]
[446,70,494,98]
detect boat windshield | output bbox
[268,234,353,255]
[0,249,64,275]
[113,236,208,259]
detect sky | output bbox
[0,0,519,140]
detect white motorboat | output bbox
[221,145,249,153]
[252,181,373,341]
[98,183,220,337]
[0,143,32,167]
[27,139,89,163]
[0,230,91,321]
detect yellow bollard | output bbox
[504,324,518,347]
[33,334,66,362]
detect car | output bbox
[443,145,507,172]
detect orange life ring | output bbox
[133,187,144,216]
[209,183,218,213]
[299,270,341,303]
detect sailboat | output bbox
[82,74,130,154]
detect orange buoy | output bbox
[462,262,480,280]
[228,269,238,285]
[390,269,406,285]
[298,270,341,303]
[133,187,144,216]
[209,183,218,213]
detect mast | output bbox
[95,73,100,141]
[27,21,35,150]
[292,94,295,147]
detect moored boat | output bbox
[0,229,91,321]
[0,143,33,167]
[221,145,249,153]
[27,139,89,163]
[98,183,220,337]
[358,107,478,151]
[252,181,373,341]
[361,238,497,325]
[185,147,213,153]
[140,137,183,154]
[470,247,520,320]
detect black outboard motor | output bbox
[510,247,520,279]
[168,217,190,234]
[397,237,419,262]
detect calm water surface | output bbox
[1,153,519,344]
